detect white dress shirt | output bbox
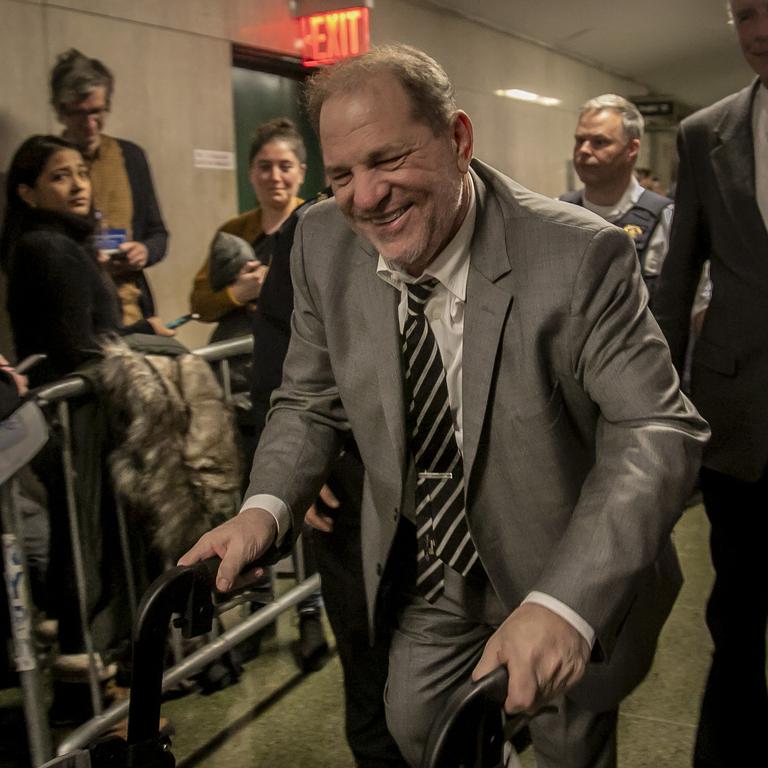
[582,176,673,278]
[753,83,768,232]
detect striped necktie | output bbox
[401,279,480,602]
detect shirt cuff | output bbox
[523,591,596,649]
[240,494,291,547]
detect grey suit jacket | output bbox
[654,79,768,482]
[248,160,708,710]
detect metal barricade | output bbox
[1,401,53,766]
[1,335,318,765]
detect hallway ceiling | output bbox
[423,0,753,109]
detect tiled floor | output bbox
[610,504,713,768]
[520,503,713,767]
[0,502,722,767]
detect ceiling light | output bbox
[494,88,561,107]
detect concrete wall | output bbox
[0,0,646,356]
[376,0,645,198]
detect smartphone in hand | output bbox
[165,313,200,330]
[95,228,127,256]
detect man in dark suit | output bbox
[182,45,708,767]
[653,2,768,765]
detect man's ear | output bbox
[17,184,37,208]
[627,138,641,163]
[451,111,474,173]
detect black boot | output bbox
[291,613,329,673]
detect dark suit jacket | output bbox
[249,200,310,434]
[248,159,708,709]
[654,79,768,482]
[116,138,169,317]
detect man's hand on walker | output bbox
[472,602,590,715]
[178,507,278,592]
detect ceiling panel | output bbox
[423,0,753,108]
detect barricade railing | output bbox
[0,335,315,765]
[1,400,53,767]
[57,572,320,756]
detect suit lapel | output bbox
[462,166,514,483]
[354,239,408,477]
[711,79,768,256]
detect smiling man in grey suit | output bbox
[181,45,708,767]
[653,2,768,766]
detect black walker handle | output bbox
[421,666,524,768]
[126,555,267,751]
[126,559,219,753]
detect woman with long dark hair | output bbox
[1,134,168,386]
[0,136,172,719]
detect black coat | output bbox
[249,200,307,433]
[6,209,148,386]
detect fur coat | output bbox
[99,337,240,560]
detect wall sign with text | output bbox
[298,7,370,66]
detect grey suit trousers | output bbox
[384,566,618,768]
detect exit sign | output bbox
[635,100,675,117]
[299,7,370,66]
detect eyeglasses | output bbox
[59,105,109,121]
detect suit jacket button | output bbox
[393,507,399,520]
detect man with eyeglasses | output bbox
[50,48,168,325]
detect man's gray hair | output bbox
[579,94,645,141]
[50,48,114,109]
[305,43,457,136]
